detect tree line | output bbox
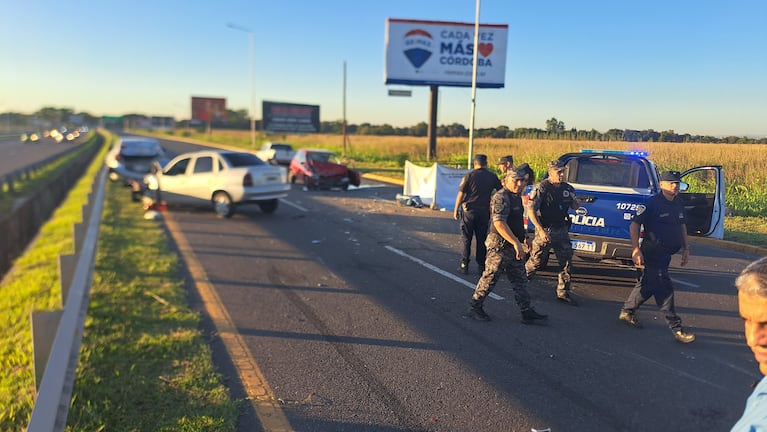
[4,108,765,145]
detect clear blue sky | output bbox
[3,0,766,137]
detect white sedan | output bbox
[145,150,290,217]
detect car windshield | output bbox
[307,152,335,163]
[221,152,265,167]
[120,140,162,156]
[570,156,650,188]
[271,144,292,151]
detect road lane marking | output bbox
[384,245,504,300]
[670,277,699,288]
[280,198,308,212]
[625,351,730,392]
[164,212,294,431]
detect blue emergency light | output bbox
[581,149,649,157]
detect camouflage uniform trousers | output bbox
[525,225,573,296]
[472,243,532,311]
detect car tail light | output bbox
[243,172,253,187]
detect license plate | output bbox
[266,176,279,182]
[571,240,596,252]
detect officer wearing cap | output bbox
[497,155,514,176]
[465,167,548,323]
[525,159,581,305]
[618,170,696,343]
[454,154,503,275]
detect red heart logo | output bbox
[478,43,493,57]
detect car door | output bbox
[678,166,725,239]
[158,157,192,203]
[185,155,217,202]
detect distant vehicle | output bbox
[288,148,361,190]
[105,136,168,182]
[144,150,290,217]
[255,142,296,165]
[20,132,40,142]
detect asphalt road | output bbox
[0,135,82,177]
[137,135,765,432]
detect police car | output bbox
[536,149,725,265]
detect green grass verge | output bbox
[66,179,239,431]
[0,131,239,431]
[0,132,110,429]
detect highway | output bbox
[0,134,84,177]
[137,136,764,432]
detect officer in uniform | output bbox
[618,170,696,343]
[453,154,503,275]
[465,167,548,323]
[497,155,514,176]
[525,160,581,305]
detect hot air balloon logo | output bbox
[403,28,432,69]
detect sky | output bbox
[2,0,766,137]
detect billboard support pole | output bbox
[427,85,438,161]
[467,0,482,169]
[342,61,347,157]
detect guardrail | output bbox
[26,167,106,432]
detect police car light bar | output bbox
[581,149,649,157]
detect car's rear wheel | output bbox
[212,191,235,218]
[258,199,279,214]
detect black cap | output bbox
[659,170,682,182]
[474,154,488,165]
[506,166,528,180]
[497,155,513,165]
[548,160,565,170]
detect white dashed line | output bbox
[384,245,504,300]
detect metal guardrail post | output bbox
[27,167,107,432]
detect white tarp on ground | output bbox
[403,161,470,210]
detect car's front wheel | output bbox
[212,191,235,218]
[258,199,279,214]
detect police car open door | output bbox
[678,166,725,240]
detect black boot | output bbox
[521,308,548,324]
[464,299,491,321]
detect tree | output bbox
[545,117,565,134]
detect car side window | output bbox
[166,158,190,176]
[193,156,213,174]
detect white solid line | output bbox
[671,277,699,288]
[280,198,308,212]
[384,245,504,300]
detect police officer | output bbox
[497,155,514,176]
[525,160,581,305]
[618,170,695,343]
[453,154,503,275]
[465,167,548,323]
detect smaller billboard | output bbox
[385,18,508,88]
[191,97,227,122]
[262,101,320,133]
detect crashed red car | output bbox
[288,149,361,190]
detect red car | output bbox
[289,149,361,190]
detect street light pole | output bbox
[227,22,256,148]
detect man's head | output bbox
[736,256,767,375]
[547,160,566,185]
[497,155,513,173]
[659,170,682,199]
[474,154,488,168]
[504,167,527,194]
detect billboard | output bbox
[191,97,227,122]
[385,18,508,88]
[262,101,320,133]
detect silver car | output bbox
[144,150,290,217]
[105,136,167,182]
